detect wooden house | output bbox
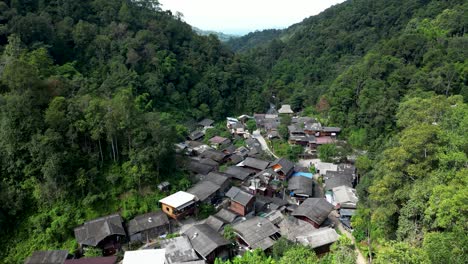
[127,211,170,242]
[159,191,197,220]
[225,187,255,216]
[74,214,126,256]
[291,198,334,228]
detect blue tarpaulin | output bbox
[292,172,313,179]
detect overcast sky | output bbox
[158,0,346,35]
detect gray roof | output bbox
[270,158,295,175]
[74,214,126,247]
[322,127,341,133]
[204,215,225,232]
[205,172,230,187]
[340,209,356,217]
[324,171,354,191]
[288,124,304,134]
[279,217,317,241]
[200,150,227,162]
[199,158,219,167]
[187,181,220,202]
[288,176,313,197]
[188,131,204,141]
[214,209,239,224]
[296,228,340,248]
[245,138,261,151]
[255,195,288,212]
[229,154,244,164]
[183,224,229,257]
[233,217,280,250]
[332,186,358,207]
[225,187,254,206]
[127,211,169,236]
[161,236,200,264]
[198,118,214,127]
[25,250,68,264]
[337,163,356,174]
[291,117,316,124]
[292,198,334,226]
[222,144,237,154]
[241,157,270,171]
[224,166,255,181]
[187,161,214,175]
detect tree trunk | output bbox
[98,138,103,165]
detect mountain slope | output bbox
[0,0,260,262]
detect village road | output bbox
[252,130,279,158]
[333,212,367,264]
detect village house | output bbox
[324,170,355,191]
[127,211,170,242]
[339,209,356,231]
[159,191,197,220]
[225,186,255,216]
[255,196,289,214]
[198,158,219,168]
[208,136,231,149]
[246,166,290,197]
[198,118,214,129]
[214,208,240,224]
[157,181,170,192]
[183,224,230,263]
[24,250,69,264]
[269,158,295,180]
[330,185,358,209]
[200,149,228,163]
[238,157,270,172]
[224,165,256,182]
[228,153,244,164]
[233,217,281,251]
[187,180,221,204]
[204,172,231,193]
[74,214,127,256]
[291,198,334,228]
[287,124,316,148]
[187,160,215,175]
[288,173,314,202]
[278,104,294,115]
[314,161,338,176]
[296,228,340,254]
[221,144,237,155]
[188,131,205,141]
[204,215,226,232]
[160,236,201,264]
[122,249,166,264]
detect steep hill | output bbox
[0,0,261,262]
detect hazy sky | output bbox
[158,0,346,35]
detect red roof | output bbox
[64,256,117,264]
[316,136,334,145]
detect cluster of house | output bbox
[287,116,341,152]
[24,114,356,264]
[253,104,341,153]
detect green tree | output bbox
[318,144,337,162]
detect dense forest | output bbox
[0,0,467,263]
[0,0,264,262]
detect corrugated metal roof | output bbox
[159,191,196,208]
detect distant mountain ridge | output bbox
[192,27,240,42]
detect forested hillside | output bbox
[0,0,467,263]
[0,0,262,262]
[232,0,468,262]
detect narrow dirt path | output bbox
[337,222,367,264]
